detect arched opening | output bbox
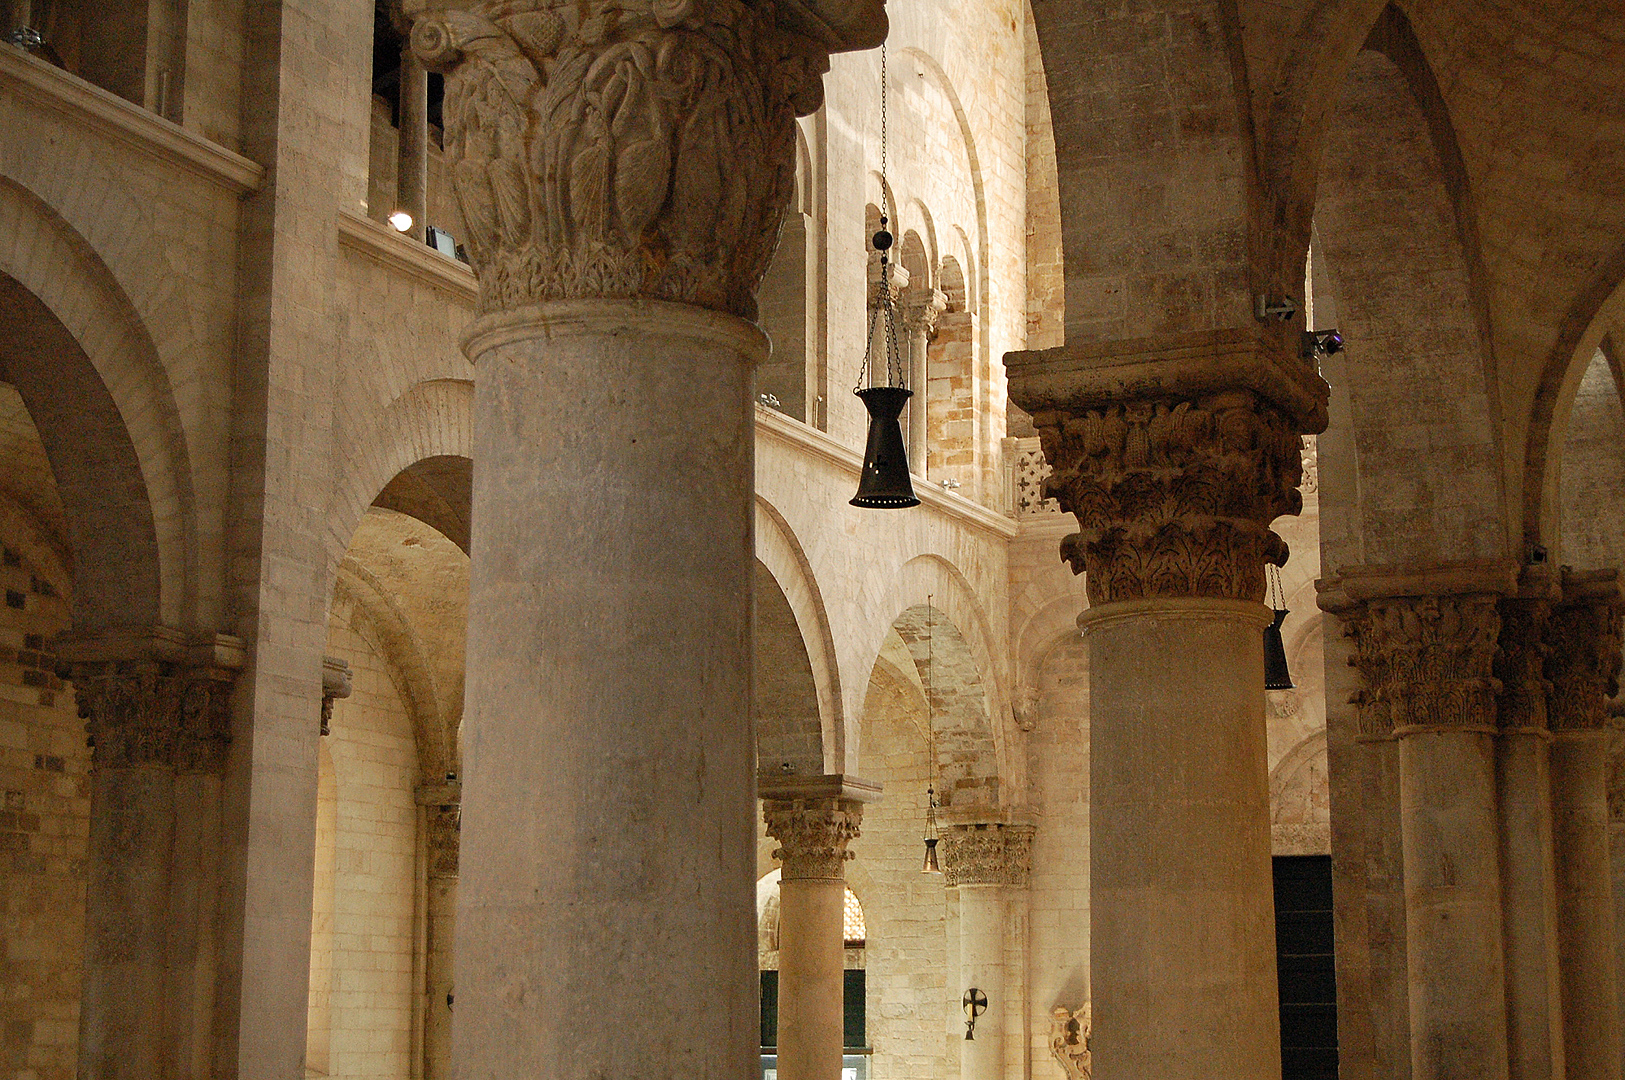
[756,871,870,1066]
[0,269,173,1077]
[312,451,471,1079]
[755,560,823,776]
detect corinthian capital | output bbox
[939,822,1033,888]
[1006,330,1327,604]
[60,629,243,772]
[1548,569,1623,734]
[407,0,883,319]
[898,287,946,337]
[1319,563,1514,739]
[763,797,862,880]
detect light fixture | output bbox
[850,44,919,510]
[1254,294,1298,322]
[1300,328,1344,360]
[388,209,414,233]
[922,786,941,874]
[963,987,988,1040]
[1264,563,1293,690]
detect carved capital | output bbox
[410,0,880,319]
[763,797,862,880]
[1032,389,1304,603]
[321,654,352,737]
[1548,570,1623,734]
[1334,591,1502,739]
[68,661,236,772]
[898,287,947,337]
[427,802,462,878]
[939,822,1033,887]
[1049,1005,1093,1080]
[1495,582,1555,733]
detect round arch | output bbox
[0,179,196,631]
[756,495,843,771]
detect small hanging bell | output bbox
[851,386,920,508]
[1264,607,1294,690]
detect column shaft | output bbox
[80,762,176,1078]
[396,47,428,239]
[907,326,928,475]
[1398,730,1511,1080]
[959,884,1007,1080]
[1083,599,1280,1080]
[1496,731,1564,1080]
[453,302,763,1076]
[1553,731,1621,1080]
[778,877,848,1080]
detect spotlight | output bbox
[388,210,414,233]
[1300,329,1344,359]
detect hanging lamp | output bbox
[1264,563,1294,690]
[851,44,919,510]
[922,599,943,873]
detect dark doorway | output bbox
[1275,854,1338,1079]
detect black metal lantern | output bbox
[850,46,919,510]
[1264,565,1293,690]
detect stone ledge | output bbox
[336,210,478,305]
[1005,326,1329,433]
[758,772,883,804]
[754,406,1019,540]
[0,44,263,194]
[1317,559,1520,611]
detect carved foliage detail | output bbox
[1049,1005,1092,1080]
[1548,592,1624,733]
[413,0,828,318]
[940,823,1033,887]
[1494,597,1551,732]
[763,797,862,880]
[71,662,235,772]
[427,802,462,878]
[1342,594,1501,738]
[1030,391,1304,603]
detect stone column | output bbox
[59,629,241,1080]
[899,287,946,479]
[418,784,460,1080]
[1548,570,1623,1080]
[941,821,1033,1080]
[761,775,878,1080]
[408,3,882,1074]
[1493,581,1565,1080]
[1009,331,1327,1080]
[396,37,429,241]
[1324,563,1517,1080]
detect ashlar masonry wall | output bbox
[319,597,422,1080]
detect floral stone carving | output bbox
[939,822,1033,887]
[763,797,862,880]
[1340,593,1502,739]
[1033,390,1304,604]
[1049,1004,1092,1080]
[410,0,883,319]
[70,660,236,772]
[1548,572,1624,734]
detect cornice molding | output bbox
[0,45,263,194]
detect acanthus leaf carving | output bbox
[763,797,862,880]
[1049,1004,1092,1080]
[939,822,1033,888]
[412,0,878,319]
[1031,390,1303,604]
[1548,571,1624,734]
[70,660,237,772]
[1338,592,1502,739]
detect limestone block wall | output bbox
[1025,634,1089,1073]
[849,658,951,1079]
[316,598,422,1080]
[0,505,81,1080]
[1559,347,1625,570]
